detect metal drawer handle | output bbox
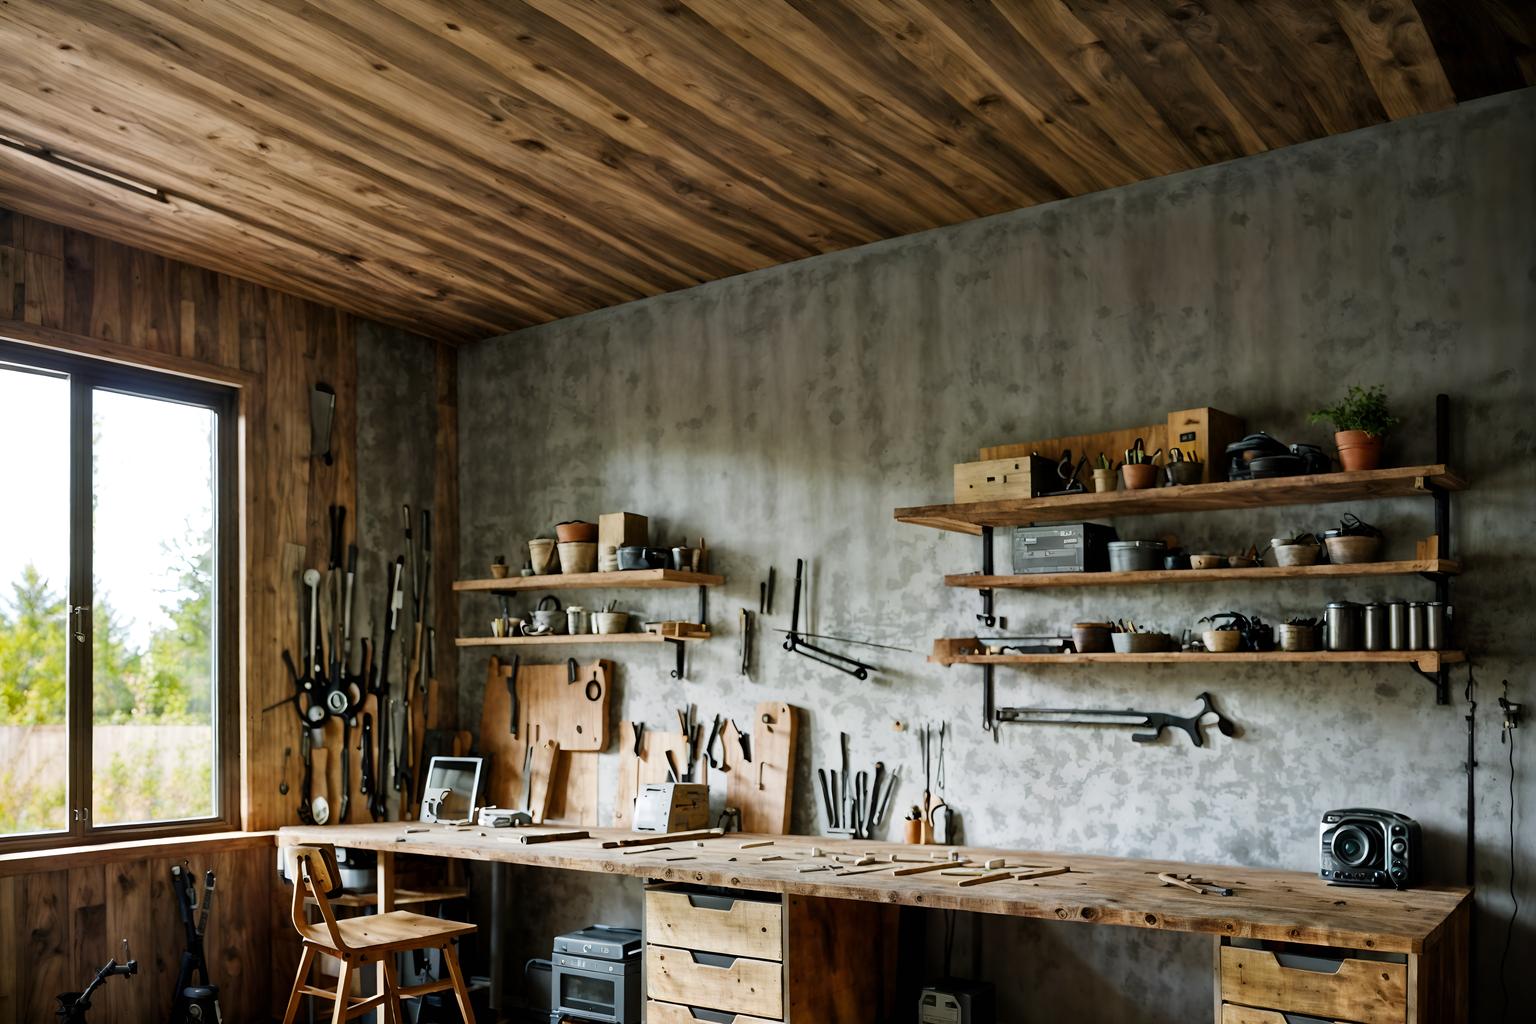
[686,893,738,912]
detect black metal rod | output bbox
[978,527,996,627]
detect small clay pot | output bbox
[1335,430,1383,472]
[1121,463,1161,490]
[557,541,598,574]
[489,561,510,579]
[555,520,599,543]
[1072,622,1112,654]
[1203,630,1242,653]
[528,538,558,575]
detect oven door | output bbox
[554,964,618,1022]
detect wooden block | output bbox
[1167,407,1246,482]
[645,886,784,960]
[599,512,648,550]
[1218,947,1406,1024]
[931,637,981,664]
[528,739,560,824]
[1416,534,1440,560]
[953,455,1053,503]
[727,702,798,834]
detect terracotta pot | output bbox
[1121,463,1160,490]
[1335,430,1383,472]
[555,520,598,543]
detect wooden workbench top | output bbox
[278,823,1468,954]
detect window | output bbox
[0,340,237,849]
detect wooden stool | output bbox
[281,844,476,1024]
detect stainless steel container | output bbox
[1407,602,1428,650]
[1325,601,1363,651]
[1425,601,1450,650]
[1387,601,1409,650]
[1362,603,1388,651]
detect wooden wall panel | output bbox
[0,205,445,1021]
[0,844,279,1023]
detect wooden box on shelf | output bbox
[953,454,1054,504]
[1166,406,1246,482]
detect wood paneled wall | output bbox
[0,836,277,1023]
[0,206,455,1021]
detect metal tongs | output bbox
[781,558,873,679]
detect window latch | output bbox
[71,604,89,643]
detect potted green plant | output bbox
[1309,385,1400,471]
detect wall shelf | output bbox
[894,464,1467,534]
[946,559,1461,590]
[454,632,709,649]
[453,569,723,592]
[929,646,1464,674]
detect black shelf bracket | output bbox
[666,637,687,680]
[982,662,996,735]
[1409,663,1450,705]
[697,584,708,630]
[977,526,997,628]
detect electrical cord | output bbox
[1499,729,1519,1021]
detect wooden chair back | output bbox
[285,844,347,951]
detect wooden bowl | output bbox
[1202,630,1242,653]
[1325,535,1381,564]
[1272,542,1321,567]
[1190,554,1225,570]
[1072,622,1112,654]
[1111,632,1165,654]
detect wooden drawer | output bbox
[1222,1002,1351,1024]
[646,943,783,1020]
[1220,948,1406,1024]
[648,998,782,1024]
[646,887,783,961]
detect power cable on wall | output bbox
[1497,679,1522,1021]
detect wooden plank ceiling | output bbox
[0,1,1530,342]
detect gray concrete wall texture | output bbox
[451,89,1536,1019]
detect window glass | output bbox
[0,362,71,837]
[90,389,219,826]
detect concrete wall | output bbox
[455,89,1536,1019]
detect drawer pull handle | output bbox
[1272,952,1348,975]
[686,893,738,912]
[689,950,739,969]
[684,1008,737,1023]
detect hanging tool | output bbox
[840,731,851,830]
[168,864,221,1024]
[631,721,644,757]
[874,766,898,829]
[705,715,725,770]
[781,558,875,679]
[278,747,291,796]
[369,556,405,821]
[584,665,603,702]
[53,940,137,1024]
[297,727,315,824]
[739,608,753,675]
[994,692,1237,748]
[506,655,521,737]
[358,714,374,800]
[817,768,834,827]
[768,626,913,652]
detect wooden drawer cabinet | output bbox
[643,885,898,1023]
[1219,947,1406,1024]
[648,998,783,1024]
[646,944,783,1019]
[646,887,783,961]
[1222,1003,1350,1024]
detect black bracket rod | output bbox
[1410,663,1450,705]
[977,526,996,627]
[666,637,687,680]
[697,585,708,629]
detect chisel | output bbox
[817,768,834,827]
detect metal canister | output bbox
[1362,603,1388,651]
[1325,601,1363,651]
[1406,602,1428,650]
[1425,601,1450,650]
[1387,601,1409,650]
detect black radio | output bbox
[1319,808,1422,889]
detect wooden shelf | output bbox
[453,569,723,593]
[946,559,1461,589]
[895,464,1467,534]
[929,648,1464,673]
[455,632,709,649]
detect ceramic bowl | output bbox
[1202,630,1242,653]
[1190,554,1225,570]
[1325,534,1381,564]
[1272,541,1322,567]
[1111,631,1166,654]
[555,520,598,543]
[1072,622,1112,654]
[593,611,630,635]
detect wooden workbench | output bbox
[278,823,1470,1021]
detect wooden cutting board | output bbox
[612,724,709,829]
[727,702,798,834]
[479,657,610,824]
